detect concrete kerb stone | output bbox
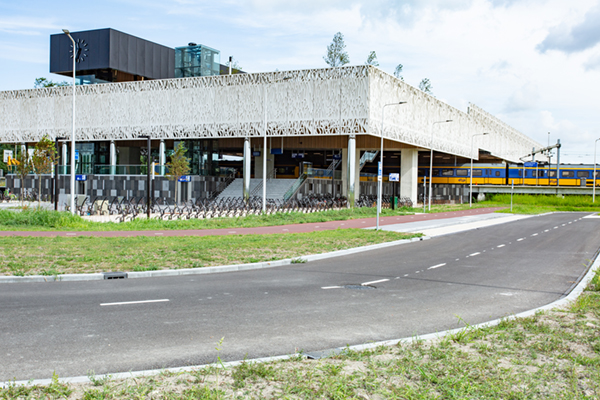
[5,242,599,389]
[0,236,428,284]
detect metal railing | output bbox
[359,151,379,171]
[249,168,277,197]
[283,173,307,202]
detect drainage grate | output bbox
[343,284,375,290]
[103,272,128,280]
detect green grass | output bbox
[6,268,600,399]
[0,229,418,276]
[482,194,600,214]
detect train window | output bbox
[549,170,557,177]
[577,171,589,178]
[442,169,454,176]
[456,169,468,176]
[495,171,501,177]
[536,170,545,177]
[562,170,574,178]
[433,169,441,176]
[596,170,600,178]
[472,169,483,177]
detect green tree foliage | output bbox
[14,147,33,205]
[34,77,70,88]
[365,51,379,67]
[32,135,58,204]
[419,78,433,95]
[323,32,350,67]
[394,64,404,81]
[166,142,190,204]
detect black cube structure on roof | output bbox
[50,28,175,84]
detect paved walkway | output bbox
[0,207,505,237]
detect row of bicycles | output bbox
[68,193,413,222]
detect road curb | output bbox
[0,236,428,284]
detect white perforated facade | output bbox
[0,65,543,163]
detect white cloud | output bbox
[537,2,600,54]
[504,83,540,113]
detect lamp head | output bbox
[62,29,70,34]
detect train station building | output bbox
[0,28,545,205]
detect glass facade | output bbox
[183,139,220,176]
[174,44,221,78]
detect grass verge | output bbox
[4,268,599,398]
[482,194,600,214]
[0,229,418,276]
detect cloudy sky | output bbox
[1,0,599,163]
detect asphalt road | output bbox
[1,212,599,382]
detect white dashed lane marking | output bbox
[321,286,343,290]
[428,263,446,270]
[469,252,481,257]
[362,279,389,286]
[101,299,169,306]
[497,244,506,248]
[531,233,538,236]
[517,238,525,241]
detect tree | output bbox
[34,77,70,88]
[166,142,190,204]
[394,64,404,81]
[32,135,58,205]
[323,32,350,67]
[419,78,433,95]
[14,147,33,206]
[365,51,379,67]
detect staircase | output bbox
[359,151,379,171]
[217,178,296,201]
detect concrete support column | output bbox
[243,137,251,201]
[110,140,116,175]
[159,139,166,176]
[400,148,419,205]
[347,135,357,207]
[341,148,348,197]
[254,153,264,178]
[62,143,68,167]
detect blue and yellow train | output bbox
[417,163,600,187]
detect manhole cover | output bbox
[343,284,375,290]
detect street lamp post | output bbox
[470,132,488,207]
[594,138,600,203]
[63,29,76,215]
[428,120,452,211]
[377,102,406,230]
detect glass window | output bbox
[596,170,600,178]
[456,169,468,176]
[472,169,483,177]
[433,169,441,176]
[536,170,545,177]
[549,170,557,177]
[562,170,574,178]
[577,171,589,178]
[495,171,501,177]
[442,169,454,176]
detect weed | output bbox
[290,257,307,264]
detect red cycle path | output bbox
[0,208,504,238]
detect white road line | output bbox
[497,244,505,248]
[544,229,549,232]
[553,226,558,229]
[469,252,481,256]
[321,286,343,290]
[228,231,237,233]
[428,263,446,270]
[517,238,524,241]
[100,299,169,306]
[531,233,538,236]
[362,279,389,286]
[66,233,76,236]
[154,232,163,235]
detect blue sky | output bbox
[1,0,599,163]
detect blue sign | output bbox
[75,174,87,181]
[252,151,261,157]
[377,162,382,182]
[333,154,342,160]
[178,175,191,182]
[292,153,304,159]
[389,173,400,182]
[75,150,79,161]
[524,161,538,167]
[270,148,283,155]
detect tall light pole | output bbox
[63,29,76,215]
[262,76,291,213]
[470,132,488,207]
[594,138,600,203]
[377,102,406,230]
[428,120,452,211]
